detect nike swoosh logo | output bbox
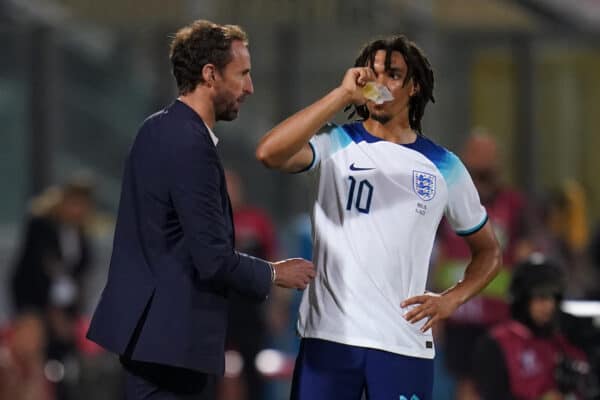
[349,163,375,171]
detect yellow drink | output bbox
[361,82,393,104]
[362,82,379,100]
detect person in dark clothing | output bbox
[11,180,94,400]
[473,255,588,400]
[11,181,93,314]
[86,20,315,400]
[588,224,600,299]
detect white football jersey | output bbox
[297,122,487,359]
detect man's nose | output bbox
[245,76,254,95]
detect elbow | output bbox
[255,145,282,169]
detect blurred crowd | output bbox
[430,130,600,400]
[2,129,600,399]
[1,177,122,400]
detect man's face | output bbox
[213,40,254,121]
[59,194,92,226]
[468,166,499,204]
[366,49,416,125]
[462,136,500,204]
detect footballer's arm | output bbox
[256,68,374,173]
[403,221,501,332]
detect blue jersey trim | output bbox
[401,136,460,186]
[293,141,317,174]
[342,122,382,144]
[331,126,353,152]
[342,122,460,185]
[456,214,488,236]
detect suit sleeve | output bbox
[169,127,271,301]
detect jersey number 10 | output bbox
[346,176,374,214]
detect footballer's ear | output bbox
[201,64,217,86]
[410,81,420,97]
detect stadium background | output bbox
[1,0,599,399]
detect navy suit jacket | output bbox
[87,100,272,374]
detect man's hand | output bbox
[401,292,462,332]
[339,67,376,106]
[272,258,316,290]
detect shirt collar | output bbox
[174,99,219,146]
[204,122,219,146]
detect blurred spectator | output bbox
[11,178,94,314]
[472,255,589,400]
[432,130,528,399]
[589,223,600,299]
[10,177,95,400]
[221,169,278,400]
[0,312,53,400]
[521,181,594,299]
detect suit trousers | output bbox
[121,358,217,400]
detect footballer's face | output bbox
[213,40,254,121]
[366,50,418,125]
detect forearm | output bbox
[443,246,501,305]
[256,87,351,168]
[185,242,271,299]
[222,252,272,301]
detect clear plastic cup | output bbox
[361,82,394,104]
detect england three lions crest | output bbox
[413,171,436,201]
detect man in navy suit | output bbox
[87,20,316,400]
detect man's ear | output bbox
[410,81,420,97]
[201,64,217,86]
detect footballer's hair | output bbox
[349,35,435,134]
